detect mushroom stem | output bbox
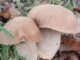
[15,41,37,60]
[37,28,61,59]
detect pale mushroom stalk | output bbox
[37,28,61,60]
[15,41,38,60]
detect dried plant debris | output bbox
[61,34,80,51]
[53,50,80,60]
[0,2,21,25]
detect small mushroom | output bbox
[0,16,42,45]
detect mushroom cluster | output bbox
[0,4,80,60]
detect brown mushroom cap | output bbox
[0,16,42,45]
[28,4,80,34]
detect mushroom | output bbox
[0,16,42,45]
[0,16,42,60]
[28,4,80,34]
[27,4,80,59]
